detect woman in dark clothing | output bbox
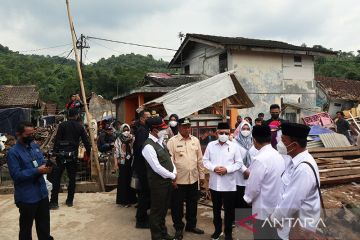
[114,124,137,207]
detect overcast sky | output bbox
[1,0,359,63]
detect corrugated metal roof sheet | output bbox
[319,133,351,148]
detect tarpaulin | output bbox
[0,108,31,136]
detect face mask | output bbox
[169,121,178,127]
[157,129,167,139]
[0,141,5,151]
[271,114,279,120]
[241,130,251,137]
[277,141,288,155]
[23,136,34,145]
[277,141,296,155]
[218,134,229,143]
[122,131,130,137]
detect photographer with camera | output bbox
[7,122,54,240]
[49,108,91,209]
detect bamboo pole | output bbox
[65,0,105,191]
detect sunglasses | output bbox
[218,132,230,135]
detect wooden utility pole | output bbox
[65,0,105,191]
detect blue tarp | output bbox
[309,125,334,136]
[0,108,31,136]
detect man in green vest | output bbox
[142,116,177,240]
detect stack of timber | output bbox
[309,146,360,186]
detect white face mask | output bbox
[169,121,178,127]
[277,141,288,155]
[241,130,251,137]
[157,129,167,139]
[218,134,229,143]
[277,141,296,155]
[0,141,5,151]
[122,131,130,137]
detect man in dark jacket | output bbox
[133,110,151,228]
[97,125,115,152]
[49,108,91,209]
[264,104,287,149]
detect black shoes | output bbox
[224,236,233,240]
[211,231,222,240]
[185,227,204,235]
[65,200,73,207]
[174,230,183,240]
[49,202,59,210]
[135,221,150,229]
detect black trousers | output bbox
[16,197,53,240]
[116,161,137,205]
[149,183,172,240]
[235,185,252,223]
[210,190,236,237]
[135,173,151,224]
[253,219,279,240]
[50,158,77,204]
[171,181,199,231]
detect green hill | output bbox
[0,44,172,107]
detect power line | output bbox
[17,43,72,53]
[86,36,177,51]
[87,39,124,54]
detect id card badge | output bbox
[32,160,39,168]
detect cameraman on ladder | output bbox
[49,108,91,209]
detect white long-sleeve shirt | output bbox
[203,140,245,192]
[244,144,285,220]
[271,150,320,240]
[142,134,177,180]
[235,145,258,186]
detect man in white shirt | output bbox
[270,123,321,240]
[203,122,245,240]
[142,117,177,240]
[244,125,284,240]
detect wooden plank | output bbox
[349,112,360,132]
[311,150,360,158]
[321,174,360,185]
[316,158,360,166]
[308,146,360,153]
[321,169,360,178]
[318,163,360,169]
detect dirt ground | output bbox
[1,184,359,240]
[0,191,252,240]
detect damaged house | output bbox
[168,33,336,123]
[0,85,40,135]
[316,76,360,117]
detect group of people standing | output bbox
[6,103,322,240]
[110,104,321,240]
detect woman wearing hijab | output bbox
[233,121,258,210]
[164,114,179,143]
[114,123,137,207]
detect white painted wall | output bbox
[180,46,317,122]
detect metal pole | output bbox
[65,0,105,191]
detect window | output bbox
[285,113,297,123]
[184,65,190,74]
[219,52,228,73]
[294,56,302,67]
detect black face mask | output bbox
[271,114,279,120]
[23,136,34,145]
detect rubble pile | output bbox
[309,146,360,186]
